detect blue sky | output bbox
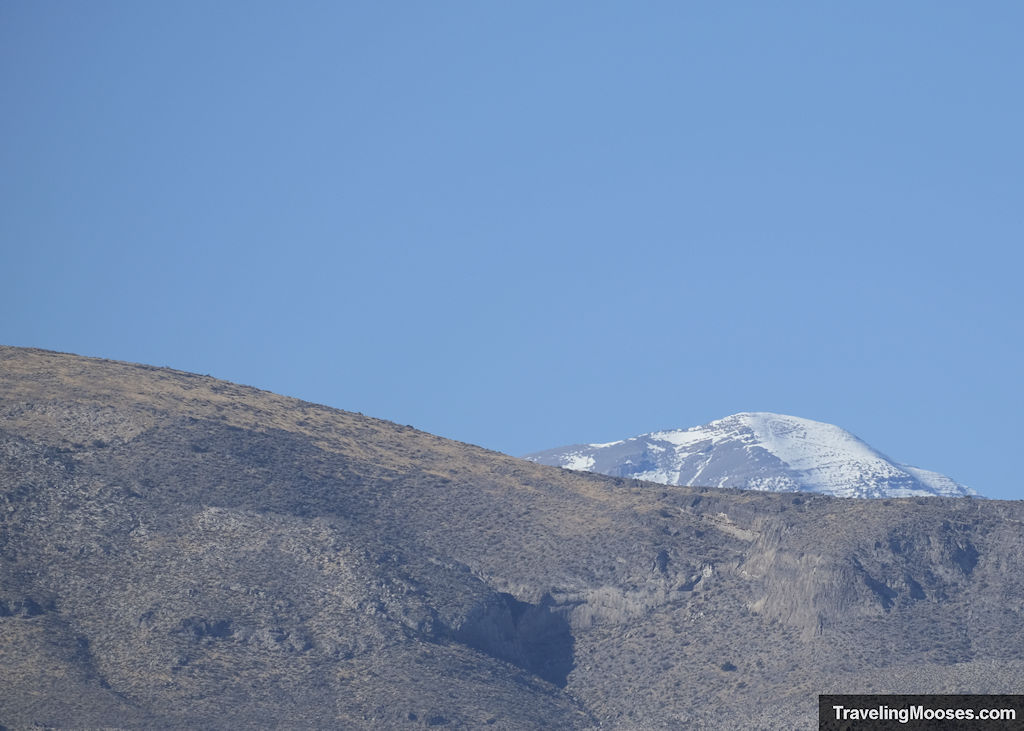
[3,2,1022,499]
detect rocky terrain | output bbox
[525,412,974,498]
[1,346,1022,728]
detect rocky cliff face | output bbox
[1,347,1022,728]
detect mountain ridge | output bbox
[525,411,974,498]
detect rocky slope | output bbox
[1,347,1021,728]
[525,412,974,498]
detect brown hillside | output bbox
[1,346,1022,728]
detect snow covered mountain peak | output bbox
[524,412,974,498]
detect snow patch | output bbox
[560,452,595,471]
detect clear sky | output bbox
[3,2,1022,499]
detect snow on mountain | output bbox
[523,412,975,498]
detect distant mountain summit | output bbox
[524,412,974,498]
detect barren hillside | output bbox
[1,346,1022,728]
